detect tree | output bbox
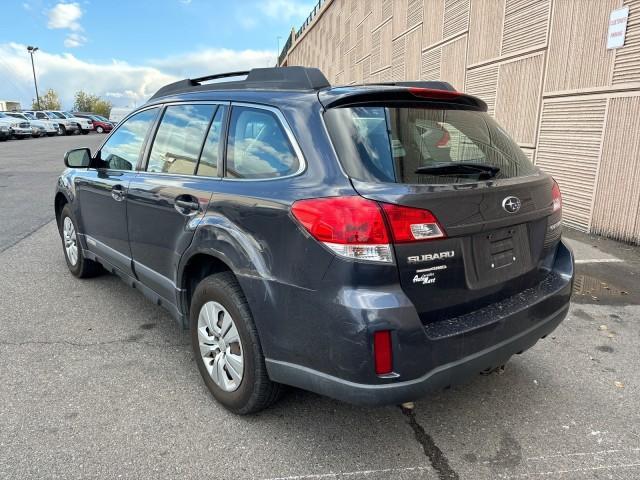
[33,89,61,110]
[73,90,112,117]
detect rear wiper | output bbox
[415,162,500,178]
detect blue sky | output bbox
[0,0,312,108]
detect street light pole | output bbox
[27,46,41,110]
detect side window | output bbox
[36,112,46,119]
[196,106,226,177]
[226,106,299,179]
[99,108,158,171]
[147,104,216,175]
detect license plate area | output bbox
[467,224,532,289]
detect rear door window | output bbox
[324,106,535,184]
[147,104,217,175]
[226,106,299,179]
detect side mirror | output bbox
[64,148,92,168]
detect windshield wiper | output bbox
[415,162,500,178]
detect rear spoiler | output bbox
[319,86,488,111]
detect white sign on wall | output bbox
[607,6,629,49]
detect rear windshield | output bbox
[324,106,535,184]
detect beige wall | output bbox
[282,0,640,244]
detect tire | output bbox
[81,129,90,135]
[96,126,104,134]
[190,272,282,414]
[59,125,67,136]
[59,205,101,278]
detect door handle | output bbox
[111,185,125,202]
[174,197,200,215]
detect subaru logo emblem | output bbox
[502,196,521,214]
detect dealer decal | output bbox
[412,264,447,285]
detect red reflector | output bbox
[552,179,562,213]
[408,87,460,100]
[374,330,393,375]
[381,203,445,243]
[291,196,389,244]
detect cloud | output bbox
[47,2,83,31]
[149,48,276,77]
[64,33,87,48]
[0,43,277,109]
[259,0,312,20]
[47,3,87,49]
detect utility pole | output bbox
[27,46,41,110]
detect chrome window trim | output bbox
[221,101,307,182]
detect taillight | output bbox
[290,196,446,262]
[290,196,392,263]
[552,179,562,213]
[380,203,445,243]
[373,330,393,375]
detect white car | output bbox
[25,111,77,135]
[0,112,31,139]
[5,112,58,137]
[51,111,94,135]
[0,117,12,141]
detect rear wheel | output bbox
[59,205,101,278]
[190,272,281,414]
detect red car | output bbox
[73,113,114,134]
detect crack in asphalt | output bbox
[0,218,56,254]
[400,406,460,480]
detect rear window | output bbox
[324,106,535,184]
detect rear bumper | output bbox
[266,241,574,406]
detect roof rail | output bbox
[149,66,331,101]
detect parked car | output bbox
[25,111,77,135]
[4,111,58,137]
[55,67,574,414]
[0,111,31,139]
[0,118,12,141]
[73,113,113,133]
[40,111,92,135]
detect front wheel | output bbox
[190,272,282,414]
[96,126,104,133]
[59,125,66,135]
[59,205,101,278]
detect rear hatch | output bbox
[322,87,563,322]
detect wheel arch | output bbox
[179,251,234,320]
[54,192,70,228]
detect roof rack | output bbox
[149,66,331,100]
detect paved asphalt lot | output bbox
[1,135,639,479]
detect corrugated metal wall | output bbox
[282,0,640,244]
